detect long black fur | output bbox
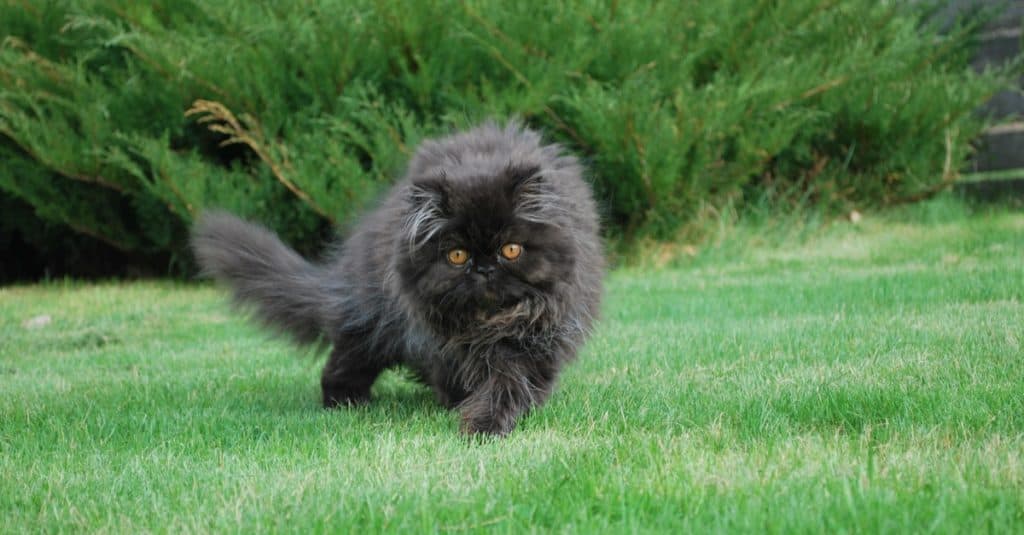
[192,122,604,436]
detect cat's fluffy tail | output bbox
[191,211,328,345]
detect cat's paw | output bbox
[322,387,371,408]
[459,414,515,437]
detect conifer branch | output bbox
[185,100,335,223]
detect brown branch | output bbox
[10,0,39,16]
[773,76,849,111]
[58,12,229,100]
[624,114,657,210]
[66,221,134,252]
[885,128,959,205]
[2,37,68,85]
[477,42,532,88]
[157,167,195,217]
[123,44,229,99]
[461,4,547,59]
[802,153,830,185]
[384,124,408,156]
[185,99,334,223]
[0,124,126,193]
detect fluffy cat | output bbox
[191,122,603,436]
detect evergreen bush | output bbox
[0,0,1009,274]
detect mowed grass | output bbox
[2,199,1022,533]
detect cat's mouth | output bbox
[474,300,528,323]
[473,290,520,317]
[474,292,502,314]
[453,278,529,321]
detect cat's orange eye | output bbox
[500,243,523,261]
[447,249,470,266]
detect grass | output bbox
[2,196,1023,533]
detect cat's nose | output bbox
[474,263,495,276]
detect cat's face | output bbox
[399,165,575,330]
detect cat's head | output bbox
[398,163,576,331]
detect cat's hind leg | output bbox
[320,342,389,408]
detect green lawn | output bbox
[2,199,1023,533]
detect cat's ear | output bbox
[409,175,449,214]
[405,176,449,251]
[506,164,544,197]
[507,164,561,223]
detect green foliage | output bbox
[0,0,1009,271]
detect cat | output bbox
[191,122,604,436]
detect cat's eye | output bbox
[500,243,523,261]
[447,248,470,266]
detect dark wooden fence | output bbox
[940,1,1023,175]
[935,1,1023,201]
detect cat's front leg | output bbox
[458,352,559,436]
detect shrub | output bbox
[0,0,1009,275]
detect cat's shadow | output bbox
[294,369,450,426]
[369,377,441,412]
[364,369,445,414]
[219,368,444,423]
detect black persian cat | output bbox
[192,122,603,436]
